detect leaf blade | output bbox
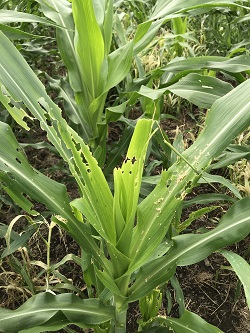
[128,197,250,302]
[221,250,250,309]
[0,293,115,333]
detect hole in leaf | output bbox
[175,192,181,200]
[8,173,15,181]
[38,100,47,112]
[45,116,52,126]
[131,157,136,164]
[185,181,193,193]
[75,143,81,151]
[166,179,171,187]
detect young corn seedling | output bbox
[0,19,250,332]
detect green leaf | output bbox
[178,205,220,232]
[169,197,250,266]
[128,197,250,302]
[141,328,172,333]
[138,74,233,108]
[58,123,116,244]
[1,228,35,259]
[105,41,133,92]
[133,21,152,44]
[208,145,250,170]
[0,31,112,263]
[0,88,31,131]
[49,253,82,271]
[0,223,18,240]
[129,167,190,274]
[39,0,93,140]
[138,85,168,100]
[183,193,236,208]
[167,73,233,108]
[157,310,224,332]
[133,19,164,55]
[104,126,133,176]
[40,0,80,88]
[221,250,250,309]
[150,0,247,20]
[198,173,242,199]
[161,55,250,75]
[127,264,176,302]
[129,77,250,276]
[114,119,153,245]
[72,0,104,99]
[102,0,113,55]
[0,122,72,218]
[0,23,44,39]
[0,293,115,333]
[0,122,106,264]
[184,78,250,167]
[0,9,58,25]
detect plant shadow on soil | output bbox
[0,119,250,333]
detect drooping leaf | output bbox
[0,122,72,218]
[160,55,250,77]
[0,23,44,39]
[0,293,115,333]
[138,73,233,108]
[184,78,250,165]
[177,205,220,232]
[183,193,236,208]
[167,73,233,108]
[150,0,248,20]
[0,9,59,25]
[155,310,224,332]
[208,145,250,170]
[198,173,242,199]
[221,250,250,309]
[1,216,36,259]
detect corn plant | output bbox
[1,0,250,332]
[1,0,167,165]
[1,16,250,331]
[2,0,250,169]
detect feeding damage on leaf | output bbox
[0,84,32,130]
